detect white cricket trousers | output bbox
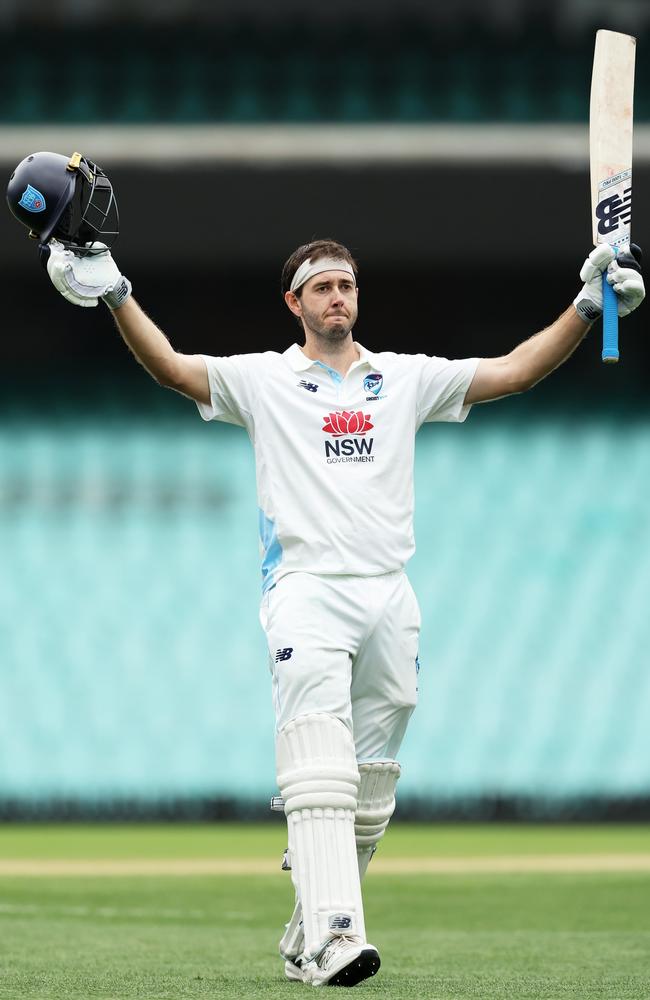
[259,570,420,760]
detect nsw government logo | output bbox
[322,411,375,464]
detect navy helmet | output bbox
[6,151,119,254]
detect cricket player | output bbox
[8,153,644,986]
[42,236,644,985]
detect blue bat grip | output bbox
[601,248,619,364]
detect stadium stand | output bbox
[0,20,648,123]
[2,415,649,813]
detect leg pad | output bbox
[276,714,364,960]
[355,759,400,878]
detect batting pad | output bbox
[355,759,401,878]
[276,713,364,960]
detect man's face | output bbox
[291,270,359,341]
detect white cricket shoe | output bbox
[284,957,304,982]
[301,935,380,987]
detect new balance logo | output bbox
[299,381,319,392]
[329,914,352,930]
[275,647,293,662]
[596,187,632,235]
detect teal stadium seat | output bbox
[1,416,650,806]
[0,24,647,124]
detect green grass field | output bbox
[1,824,649,999]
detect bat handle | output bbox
[601,248,619,364]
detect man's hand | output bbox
[573,243,644,323]
[607,245,645,317]
[46,240,132,310]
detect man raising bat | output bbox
[5,144,647,988]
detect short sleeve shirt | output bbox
[198,343,479,591]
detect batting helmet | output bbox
[6,150,119,254]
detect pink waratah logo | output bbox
[322,411,374,437]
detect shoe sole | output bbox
[326,947,380,987]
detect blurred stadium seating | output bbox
[2,413,649,817]
[0,0,649,125]
[0,25,620,124]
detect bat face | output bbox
[590,30,636,252]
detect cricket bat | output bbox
[590,29,636,364]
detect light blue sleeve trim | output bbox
[258,508,283,593]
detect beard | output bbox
[301,302,357,343]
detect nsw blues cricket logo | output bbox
[18,185,46,213]
[363,372,383,396]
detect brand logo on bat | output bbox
[596,187,632,235]
[322,411,373,436]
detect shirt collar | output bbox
[284,342,377,373]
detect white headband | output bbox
[290,256,356,293]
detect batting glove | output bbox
[46,240,132,310]
[607,245,645,318]
[574,243,644,322]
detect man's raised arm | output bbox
[110,297,209,404]
[45,241,210,405]
[465,244,645,404]
[465,306,589,403]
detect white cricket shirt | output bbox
[197,343,479,592]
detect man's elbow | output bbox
[155,354,209,404]
[510,373,538,394]
[154,356,185,391]
[504,360,538,395]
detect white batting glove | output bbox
[574,244,644,322]
[573,245,615,323]
[46,240,132,310]
[606,251,645,318]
